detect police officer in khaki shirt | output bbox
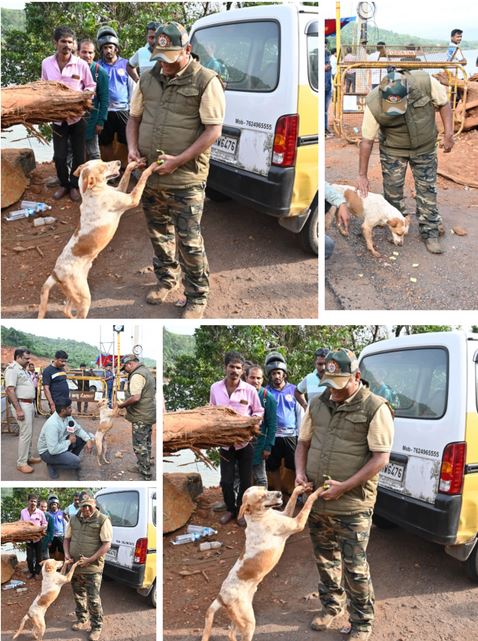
[5,347,42,474]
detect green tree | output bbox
[164,325,388,410]
[0,487,99,523]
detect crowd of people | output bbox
[5,347,156,480]
[37,19,225,319]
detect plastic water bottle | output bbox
[199,541,223,551]
[4,208,35,221]
[187,525,218,537]
[171,532,202,545]
[33,216,56,227]
[20,200,52,212]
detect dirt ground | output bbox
[1,403,156,482]
[1,562,155,641]
[163,487,478,641]
[325,134,478,310]
[0,162,318,320]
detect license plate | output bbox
[105,548,118,562]
[212,135,238,161]
[380,462,405,484]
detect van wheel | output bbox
[298,205,318,254]
[464,542,478,582]
[372,514,397,529]
[149,582,156,608]
[206,187,231,202]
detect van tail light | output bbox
[272,114,299,167]
[134,538,148,564]
[439,442,466,495]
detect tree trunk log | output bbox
[1,80,93,129]
[1,520,46,544]
[163,406,261,453]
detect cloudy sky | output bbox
[1,320,158,360]
[323,0,478,41]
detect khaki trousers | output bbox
[12,402,35,467]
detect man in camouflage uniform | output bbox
[63,496,112,641]
[117,355,156,480]
[357,69,454,254]
[126,22,225,319]
[295,349,394,641]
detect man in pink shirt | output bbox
[41,26,96,202]
[210,351,264,526]
[20,493,47,578]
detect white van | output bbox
[190,4,319,252]
[359,331,478,580]
[95,487,157,606]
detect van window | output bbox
[360,347,448,418]
[306,24,318,91]
[191,21,279,91]
[96,491,139,527]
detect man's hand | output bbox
[336,203,351,235]
[151,154,180,175]
[49,402,56,414]
[321,479,348,501]
[15,407,25,421]
[127,147,143,163]
[262,450,271,460]
[295,472,310,487]
[64,554,73,563]
[442,134,454,153]
[95,124,104,135]
[356,175,369,199]
[68,434,77,445]
[78,555,92,567]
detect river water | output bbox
[164,449,220,488]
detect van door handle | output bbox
[389,453,408,464]
[464,464,478,474]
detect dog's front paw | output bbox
[303,591,319,601]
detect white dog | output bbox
[331,183,410,257]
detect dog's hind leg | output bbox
[229,602,255,641]
[38,275,57,319]
[13,613,30,639]
[95,431,104,466]
[31,614,45,640]
[201,599,222,641]
[102,435,110,464]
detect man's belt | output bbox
[17,398,34,403]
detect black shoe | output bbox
[47,465,59,479]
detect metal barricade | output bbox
[37,374,108,416]
[333,45,468,144]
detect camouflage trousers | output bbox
[71,572,103,631]
[380,149,441,239]
[308,510,374,632]
[132,421,152,479]
[141,184,209,304]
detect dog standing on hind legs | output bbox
[201,484,325,641]
[37,158,156,319]
[95,398,117,465]
[13,559,79,640]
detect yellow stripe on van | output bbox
[142,521,156,589]
[457,411,478,543]
[289,84,318,214]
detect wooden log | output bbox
[1,553,18,584]
[1,520,46,544]
[163,406,262,453]
[1,80,93,129]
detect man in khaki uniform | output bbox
[116,355,156,480]
[63,496,112,641]
[126,22,225,319]
[295,349,394,641]
[5,347,42,474]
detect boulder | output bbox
[1,553,18,584]
[1,148,36,209]
[163,473,201,533]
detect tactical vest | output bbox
[366,71,437,158]
[306,386,389,515]
[69,509,109,574]
[125,364,156,424]
[138,59,220,190]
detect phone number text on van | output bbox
[235,118,273,130]
[403,445,440,458]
